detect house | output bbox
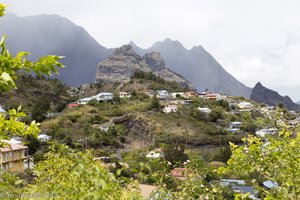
[46,112,63,118]
[67,102,80,108]
[139,184,157,199]
[237,102,253,110]
[204,93,222,101]
[198,91,208,98]
[263,180,278,189]
[0,105,7,114]
[146,150,164,159]
[156,90,169,99]
[93,92,114,102]
[229,122,243,132]
[197,107,212,114]
[119,92,131,98]
[78,97,96,105]
[184,91,197,98]
[255,128,278,137]
[163,105,177,113]
[220,179,246,186]
[38,134,52,142]
[171,168,189,180]
[288,117,300,128]
[0,140,28,172]
[143,90,155,98]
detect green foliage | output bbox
[209,108,223,122]
[0,107,40,142]
[0,3,5,16]
[162,144,188,165]
[24,134,40,155]
[0,36,64,92]
[131,70,188,92]
[0,172,25,196]
[149,96,160,110]
[190,109,208,121]
[31,97,50,122]
[220,131,300,199]
[25,144,142,199]
[87,125,127,147]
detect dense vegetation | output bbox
[1,4,300,199]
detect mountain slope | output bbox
[130,39,252,97]
[0,13,112,86]
[250,82,300,111]
[96,45,193,89]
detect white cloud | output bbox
[1,0,300,101]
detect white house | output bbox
[156,90,169,99]
[38,134,52,142]
[197,107,212,114]
[163,105,177,113]
[255,128,278,137]
[0,106,6,114]
[237,102,253,109]
[119,92,131,98]
[146,150,164,158]
[229,122,243,132]
[78,97,96,105]
[93,92,114,102]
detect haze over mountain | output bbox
[250,82,300,111]
[0,13,112,86]
[129,39,252,97]
[0,13,251,97]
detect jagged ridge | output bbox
[96,45,193,89]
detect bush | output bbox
[31,97,50,122]
[149,96,160,110]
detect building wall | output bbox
[0,149,26,172]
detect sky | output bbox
[1,0,300,101]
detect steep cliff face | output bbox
[96,45,193,88]
[250,82,300,111]
[96,45,150,83]
[0,13,112,86]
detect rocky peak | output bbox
[96,45,193,89]
[110,45,142,60]
[254,82,263,88]
[250,82,300,111]
[143,52,166,71]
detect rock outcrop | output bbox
[250,82,300,111]
[96,45,193,89]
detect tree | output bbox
[0,4,63,142]
[149,95,160,110]
[25,145,142,199]
[31,97,50,122]
[220,131,300,199]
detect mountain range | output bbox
[0,13,112,86]
[129,39,252,97]
[6,12,299,100]
[250,82,300,111]
[0,13,253,97]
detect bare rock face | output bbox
[96,45,193,88]
[250,82,300,111]
[96,45,150,83]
